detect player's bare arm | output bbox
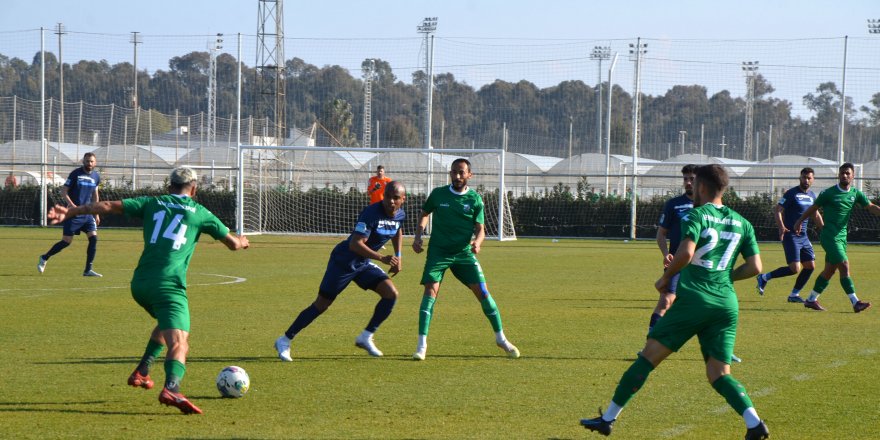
[866,202,880,217]
[221,233,249,251]
[61,186,76,207]
[773,204,788,240]
[731,254,762,281]
[349,234,398,268]
[389,228,403,276]
[471,222,485,254]
[793,204,820,235]
[655,237,695,293]
[93,187,101,225]
[412,211,430,254]
[656,226,672,266]
[48,200,123,224]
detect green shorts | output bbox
[130,280,191,332]
[820,234,848,264]
[420,247,486,286]
[648,298,738,364]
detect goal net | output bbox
[237,146,516,240]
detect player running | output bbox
[47,167,249,415]
[38,152,103,277]
[273,181,406,360]
[580,164,769,440]
[793,162,880,312]
[411,158,519,361]
[756,167,823,302]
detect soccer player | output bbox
[793,162,880,312]
[47,167,249,415]
[651,164,696,332]
[368,165,392,204]
[274,181,407,360]
[38,152,103,277]
[580,164,769,440]
[756,167,823,303]
[411,158,519,361]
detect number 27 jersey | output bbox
[677,203,759,306]
[123,195,230,290]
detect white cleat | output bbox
[355,334,383,357]
[37,256,47,274]
[274,335,293,362]
[731,354,743,363]
[83,269,103,277]
[412,346,427,361]
[497,340,520,359]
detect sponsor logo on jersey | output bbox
[463,204,472,213]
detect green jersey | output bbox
[814,185,869,241]
[123,195,229,290]
[677,204,759,307]
[423,185,485,254]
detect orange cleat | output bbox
[158,388,203,415]
[127,371,154,390]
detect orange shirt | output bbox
[368,176,392,204]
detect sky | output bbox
[3,0,877,41]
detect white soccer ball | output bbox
[216,366,250,398]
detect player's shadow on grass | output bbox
[0,400,173,416]
[36,355,267,365]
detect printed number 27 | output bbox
[692,229,741,270]
[149,211,188,250]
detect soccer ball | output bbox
[216,366,250,398]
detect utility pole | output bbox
[628,38,647,240]
[131,32,141,109]
[591,46,611,153]
[55,23,65,143]
[742,61,759,161]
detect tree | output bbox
[320,98,356,147]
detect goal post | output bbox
[236,145,516,240]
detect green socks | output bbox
[811,275,830,295]
[480,295,503,332]
[840,276,856,295]
[711,374,754,415]
[611,355,655,407]
[164,359,186,392]
[135,340,165,376]
[418,295,436,336]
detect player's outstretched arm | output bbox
[221,233,249,251]
[48,201,123,224]
[866,202,880,218]
[793,204,820,235]
[731,254,762,281]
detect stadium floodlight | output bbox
[417,17,438,33]
[55,23,66,142]
[868,19,880,34]
[130,32,142,108]
[742,61,759,161]
[591,46,611,153]
[417,17,438,153]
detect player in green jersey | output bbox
[793,162,880,313]
[580,164,769,440]
[48,167,249,415]
[411,158,519,361]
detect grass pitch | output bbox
[2,227,879,439]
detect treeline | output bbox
[2,50,880,161]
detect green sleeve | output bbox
[422,189,436,214]
[739,221,760,258]
[681,212,701,243]
[856,189,870,208]
[814,188,830,208]
[473,193,485,225]
[122,197,149,219]
[200,208,230,241]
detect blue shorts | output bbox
[318,257,389,300]
[782,232,814,264]
[63,215,97,236]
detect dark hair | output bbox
[800,167,814,176]
[451,158,471,171]
[83,152,96,160]
[839,162,854,173]
[384,180,405,196]
[377,165,385,171]
[681,164,698,175]
[695,164,728,195]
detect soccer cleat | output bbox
[158,387,202,415]
[744,420,769,440]
[787,295,805,303]
[580,407,614,436]
[37,256,47,274]
[804,300,826,311]
[853,301,872,313]
[354,333,383,357]
[412,346,427,361]
[127,370,154,390]
[731,354,743,363]
[497,340,520,359]
[83,269,103,277]
[755,275,767,296]
[274,335,292,362]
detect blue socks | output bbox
[44,240,70,259]
[285,304,324,339]
[85,236,98,272]
[366,298,396,333]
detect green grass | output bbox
[2,227,879,439]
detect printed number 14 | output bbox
[150,211,188,250]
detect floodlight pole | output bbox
[605,52,618,195]
[628,39,646,240]
[591,46,611,153]
[55,23,65,143]
[40,28,47,227]
[838,35,848,166]
[742,61,759,161]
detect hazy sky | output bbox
[3,0,878,40]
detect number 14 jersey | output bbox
[123,194,230,290]
[677,203,760,307]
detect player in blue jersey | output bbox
[650,164,696,333]
[38,152,103,277]
[274,181,407,360]
[756,168,823,302]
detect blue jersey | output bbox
[778,186,816,230]
[329,202,405,266]
[64,167,100,206]
[658,193,694,254]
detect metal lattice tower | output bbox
[207,34,223,146]
[742,61,759,161]
[254,0,286,145]
[362,59,375,148]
